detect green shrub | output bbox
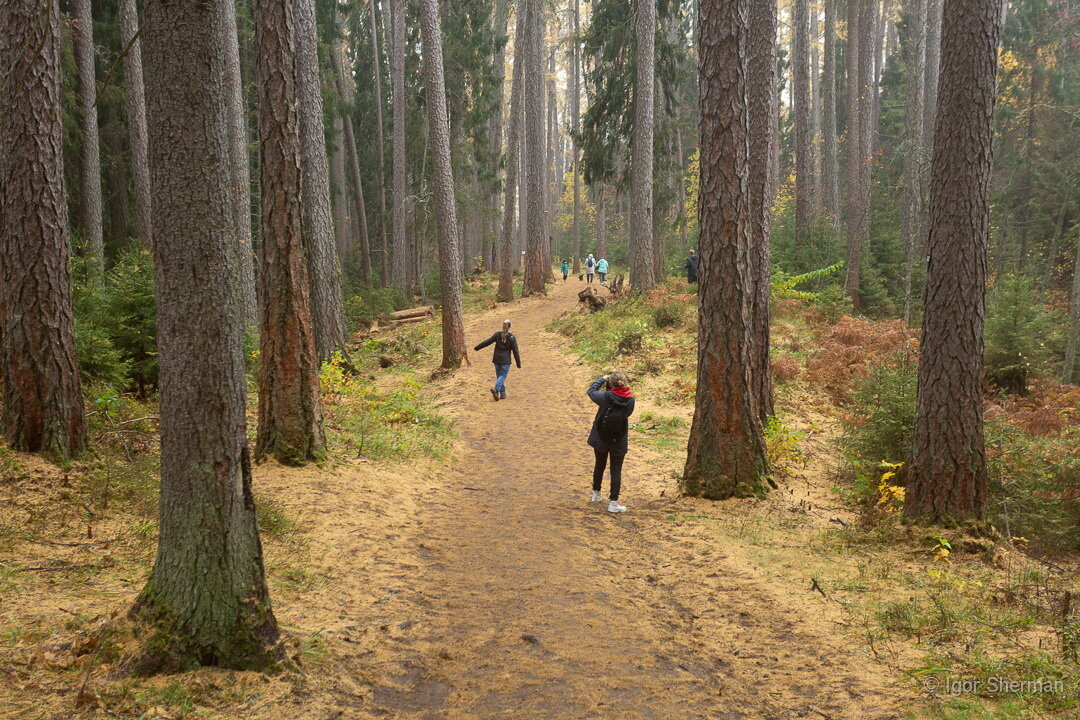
[984,274,1057,395]
[652,301,688,329]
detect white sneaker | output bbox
[608,500,627,513]
[591,490,602,502]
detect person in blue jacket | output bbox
[586,371,635,513]
[561,258,570,282]
[474,320,521,401]
[596,257,609,285]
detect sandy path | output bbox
[264,279,906,720]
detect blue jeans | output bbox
[494,364,511,393]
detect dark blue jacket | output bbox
[587,377,635,456]
[474,332,521,367]
[685,254,699,281]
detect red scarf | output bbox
[611,386,633,398]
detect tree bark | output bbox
[368,0,390,285]
[223,0,258,325]
[71,0,104,271]
[629,0,657,291]
[906,0,1002,524]
[419,0,468,368]
[901,0,927,324]
[136,0,278,669]
[253,0,327,464]
[810,0,822,214]
[571,0,582,275]
[497,5,526,303]
[748,0,776,423]
[682,0,771,500]
[331,48,373,281]
[821,0,840,218]
[0,0,86,459]
[118,0,152,247]
[487,0,510,276]
[295,0,345,361]
[522,0,546,295]
[1064,229,1080,384]
[844,0,872,311]
[792,0,813,245]
[391,0,410,292]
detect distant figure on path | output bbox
[685,250,698,284]
[586,372,635,513]
[596,257,609,285]
[585,254,596,284]
[561,258,570,282]
[474,320,521,401]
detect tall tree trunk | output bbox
[224,0,258,325]
[487,0,510,276]
[72,0,104,270]
[296,0,345,361]
[419,0,468,368]
[922,0,942,157]
[906,0,1002,523]
[331,113,351,259]
[1064,229,1080,384]
[253,0,327,464]
[870,0,886,152]
[901,0,927,324]
[748,0,776,423]
[793,0,813,245]
[683,0,771,500]
[332,51,373,280]
[821,0,840,218]
[0,0,86,459]
[102,111,131,243]
[136,0,278,668]
[390,0,409,292]
[810,0,822,214]
[522,0,546,295]
[630,0,657,291]
[571,0,582,275]
[596,185,607,258]
[498,5,526,302]
[844,0,872,310]
[118,0,152,247]
[368,0,390,285]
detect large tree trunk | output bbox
[487,0,510,276]
[792,0,812,246]
[821,0,841,219]
[71,0,104,271]
[0,0,86,460]
[748,0,776,423]
[810,0,822,215]
[253,0,326,464]
[922,0,942,159]
[844,0,872,311]
[498,5,526,303]
[906,0,1002,524]
[366,0,390,285]
[682,0,771,500]
[223,0,258,325]
[118,0,152,248]
[136,0,278,668]
[390,0,410,292]
[522,0,546,295]
[629,0,657,291]
[295,0,345,361]
[419,0,468,368]
[901,0,927,324]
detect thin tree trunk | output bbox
[571,0,582,274]
[72,0,104,271]
[822,0,840,218]
[331,113,351,259]
[901,0,927,324]
[683,0,771,500]
[253,0,326,464]
[1064,227,1080,384]
[332,49,373,280]
[368,0,390,285]
[522,0,546,295]
[224,0,258,325]
[844,0,871,310]
[136,0,278,669]
[118,0,152,247]
[296,0,345,361]
[596,185,607,258]
[498,5,526,302]
[391,0,410,291]
[793,0,813,245]
[748,0,776,422]
[102,110,131,243]
[0,0,86,459]
[810,0,822,214]
[488,0,510,276]
[906,0,1001,523]
[419,0,468,368]
[630,0,657,291]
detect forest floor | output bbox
[3,277,1076,719]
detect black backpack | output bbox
[598,398,629,444]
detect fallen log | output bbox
[391,314,431,328]
[390,305,435,320]
[577,287,607,312]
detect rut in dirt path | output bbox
[357,280,904,720]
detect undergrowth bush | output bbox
[984,274,1058,395]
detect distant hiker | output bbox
[474,320,521,401]
[685,250,699,284]
[585,254,596,284]
[596,257,609,285]
[561,259,570,282]
[587,372,635,513]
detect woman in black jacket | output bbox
[474,320,521,401]
[587,371,635,513]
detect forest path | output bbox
[288,278,906,720]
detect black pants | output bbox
[592,447,625,500]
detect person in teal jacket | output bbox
[596,257,609,285]
[561,258,570,281]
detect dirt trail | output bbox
[265,279,905,720]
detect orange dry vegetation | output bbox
[803,315,920,402]
[985,377,1080,437]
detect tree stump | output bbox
[577,287,607,312]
